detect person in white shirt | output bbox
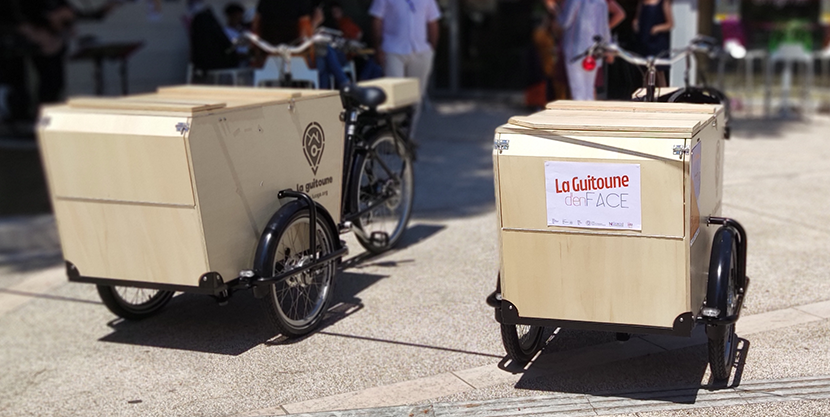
[369,0,441,135]
[558,0,611,100]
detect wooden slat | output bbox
[509,109,711,135]
[501,230,687,328]
[39,130,195,206]
[497,154,685,238]
[68,96,226,112]
[545,99,722,114]
[54,199,208,286]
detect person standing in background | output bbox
[606,0,641,100]
[369,0,441,135]
[594,0,625,99]
[558,0,611,100]
[251,0,312,67]
[633,0,673,86]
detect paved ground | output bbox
[1,102,830,416]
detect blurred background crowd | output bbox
[2,0,830,216]
[1,0,829,122]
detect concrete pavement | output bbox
[1,102,830,416]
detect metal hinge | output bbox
[176,122,190,135]
[672,145,690,157]
[494,139,510,152]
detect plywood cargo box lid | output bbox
[61,85,338,115]
[503,100,723,138]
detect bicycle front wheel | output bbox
[351,131,414,254]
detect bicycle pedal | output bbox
[370,231,389,247]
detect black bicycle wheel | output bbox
[351,131,414,254]
[96,285,174,320]
[261,208,337,337]
[706,233,739,381]
[500,323,544,365]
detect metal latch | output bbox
[672,144,689,157]
[494,139,510,152]
[176,122,190,135]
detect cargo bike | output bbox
[487,42,749,380]
[38,77,419,337]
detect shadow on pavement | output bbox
[502,326,752,405]
[98,269,389,355]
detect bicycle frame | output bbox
[339,102,414,226]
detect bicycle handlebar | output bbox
[240,29,368,57]
[576,35,723,69]
[240,31,327,56]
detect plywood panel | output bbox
[509,110,710,135]
[54,199,208,286]
[545,100,723,115]
[497,132,687,160]
[188,94,345,280]
[357,77,419,110]
[40,110,187,137]
[500,230,687,328]
[40,130,195,206]
[688,123,725,311]
[496,132,686,237]
[68,96,226,113]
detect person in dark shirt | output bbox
[251,0,349,89]
[189,0,239,72]
[17,0,117,104]
[252,0,313,46]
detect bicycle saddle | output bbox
[340,84,387,111]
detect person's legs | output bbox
[403,48,434,138]
[383,52,406,78]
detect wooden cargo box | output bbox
[37,86,344,290]
[494,100,726,332]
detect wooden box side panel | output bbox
[493,137,505,280]
[39,130,195,206]
[501,231,687,328]
[55,200,208,285]
[688,125,725,311]
[498,153,685,238]
[189,95,345,280]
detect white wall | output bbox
[66,0,256,96]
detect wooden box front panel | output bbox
[187,95,344,280]
[501,230,686,328]
[54,200,208,285]
[39,113,195,206]
[496,133,686,238]
[495,131,691,327]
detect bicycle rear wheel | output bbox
[351,131,414,254]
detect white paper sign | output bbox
[544,161,642,231]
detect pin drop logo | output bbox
[303,122,325,175]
